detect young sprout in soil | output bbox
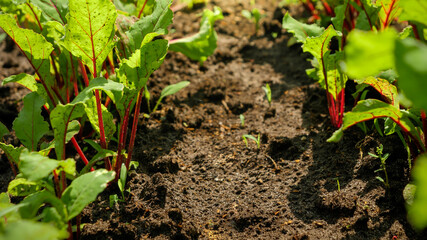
[334,177,341,192]
[242,134,260,149]
[241,8,264,34]
[368,144,390,190]
[240,114,245,128]
[262,83,272,107]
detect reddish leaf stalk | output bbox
[115,99,134,176]
[381,0,397,29]
[53,170,61,198]
[61,170,67,196]
[107,56,115,74]
[137,0,149,18]
[304,0,320,20]
[78,61,90,87]
[126,88,144,169]
[410,23,420,40]
[320,33,343,128]
[321,0,334,17]
[70,137,93,171]
[67,222,73,240]
[76,214,81,240]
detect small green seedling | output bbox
[334,177,341,192]
[240,114,245,128]
[242,134,261,149]
[151,81,190,113]
[368,144,390,190]
[241,8,264,33]
[262,83,272,107]
[109,161,139,207]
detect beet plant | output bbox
[0,0,222,238]
[283,0,427,231]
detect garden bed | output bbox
[0,0,422,239]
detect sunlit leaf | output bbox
[61,169,115,220]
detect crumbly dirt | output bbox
[0,0,424,239]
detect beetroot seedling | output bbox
[262,83,272,107]
[368,144,390,190]
[242,134,260,149]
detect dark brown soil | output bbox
[0,0,424,239]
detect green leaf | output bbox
[344,29,397,79]
[331,3,346,32]
[19,190,66,220]
[160,81,190,99]
[117,39,169,90]
[72,77,124,104]
[2,73,39,92]
[327,99,421,144]
[355,76,398,107]
[320,52,347,100]
[0,220,68,240]
[395,38,427,111]
[8,178,42,197]
[118,163,127,194]
[61,169,115,220]
[41,21,65,46]
[355,0,379,31]
[126,0,173,54]
[19,150,59,181]
[12,92,49,151]
[169,6,223,63]
[408,154,427,230]
[0,122,9,139]
[62,0,117,75]
[399,0,427,26]
[79,149,116,175]
[282,12,324,43]
[0,143,24,165]
[153,81,190,112]
[57,158,76,177]
[84,96,115,143]
[50,103,86,159]
[30,0,68,25]
[302,25,341,62]
[0,14,54,89]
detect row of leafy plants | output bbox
[282,0,427,231]
[0,0,222,239]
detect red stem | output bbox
[70,137,94,171]
[78,61,89,87]
[76,214,81,240]
[115,99,134,176]
[137,0,149,18]
[382,0,397,29]
[107,56,115,74]
[304,0,320,20]
[321,0,335,17]
[410,23,420,40]
[126,88,144,169]
[61,170,67,196]
[53,170,61,198]
[67,221,73,240]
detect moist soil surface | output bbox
[0,0,424,239]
